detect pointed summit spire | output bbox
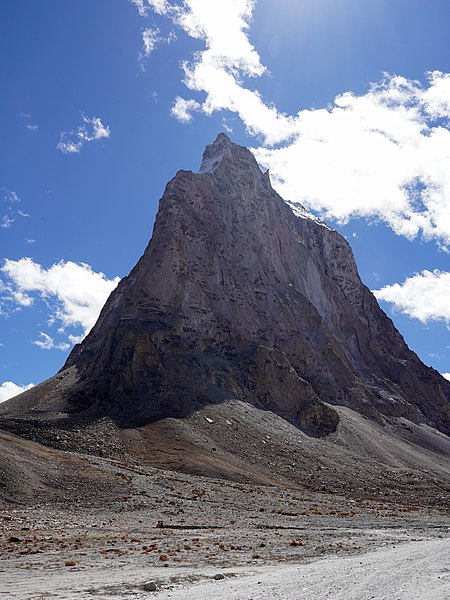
[198,132,268,186]
[198,132,234,174]
[213,132,232,144]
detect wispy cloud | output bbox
[0,381,34,403]
[167,30,177,44]
[137,22,177,70]
[442,373,450,381]
[56,136,83,154]
[136,1,450,249]
[130,0,148,16]
[77,116,110,142]
[2,189,20,204]
[141,27,160,58]
[57,115,111,154]
[138,27,162,69]
[32,332,70,352]
[373,269,450,325]
[130,0,169,17]
[1,188,31,230]
[1,216,14,229]
[222,117,233,134]
[0,258,120,348]
[19,112,39,132]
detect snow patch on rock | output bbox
[199,153,224,174]
[286,200,332,230]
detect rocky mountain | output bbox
[1,133,449,500]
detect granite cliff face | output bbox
[2,134,450,443]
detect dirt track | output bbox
[153,537,450,600]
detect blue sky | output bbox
[2,0,450,400]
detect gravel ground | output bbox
[1,530,449,599]
[152,537,450,600]
[1,407,449,600]
[1,487,449,600]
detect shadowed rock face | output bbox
[2,134,450,438]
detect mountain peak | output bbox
[1,133,449,445]
[1,133,449,513]
[214,131,233,145]
[198,132,263,179]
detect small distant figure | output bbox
[155,520,164,529]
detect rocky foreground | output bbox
[1,463,449,599]
[0,423,449,599]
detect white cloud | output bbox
[10,289,33,307]
[130,0,148,16]
[1,215,14,229]
[32,332,70,352]
[1,188,20,204]
[19,112,39,131]
[253,73,450,248]
[56,136,83,154]
[137,20,176,68]
[139,27,162,69]
[1,188,32,230]
[1,258,120,346]
[0,381,34,403]
[167,30,177,44]
[373,269,450,324]
[151,0,170,14]
[130,0,169,16]
[138,2,450,248]
[67,333,85,345]
[169,1,298,144]
[222,117,233,134]
[171,96,201,123]
[177,0,264,77]
[57,115,110,154]
[141,27,160,58]
[422,71,450,121]
[78,115,110,142]
[135,1,282,135]
[442,373,450,381]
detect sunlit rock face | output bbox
[3,133,450,438]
